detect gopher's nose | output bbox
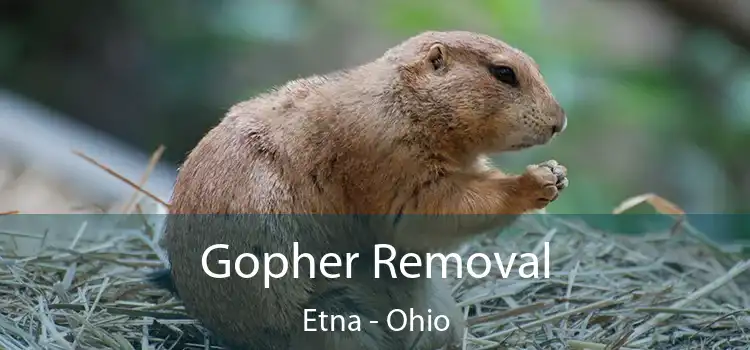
[552,114,567,135]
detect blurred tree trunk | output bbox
[644,0,750,51]
[641,0,750,216]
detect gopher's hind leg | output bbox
[397,276,465,350]
[288,269,465,349]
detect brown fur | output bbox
[160,30,568,350]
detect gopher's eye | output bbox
[489,65,519,87]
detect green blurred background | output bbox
[1,0,749,242]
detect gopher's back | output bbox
[170,70,411,215]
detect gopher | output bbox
[151,30,568,350]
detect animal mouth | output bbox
[508,143,534,150]
[508,134,551,150]
[504,126,563,151]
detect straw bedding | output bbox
[2,209,749,350]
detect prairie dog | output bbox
[151,30,568,350]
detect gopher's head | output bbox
[383,31,567,154]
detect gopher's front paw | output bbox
[519,160,568,209]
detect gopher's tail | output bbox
[146,268,180,298]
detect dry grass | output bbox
[1,151,749,349]
[452,217,750,350]
[1,212,749,349]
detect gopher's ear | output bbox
[424,43,448,71]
